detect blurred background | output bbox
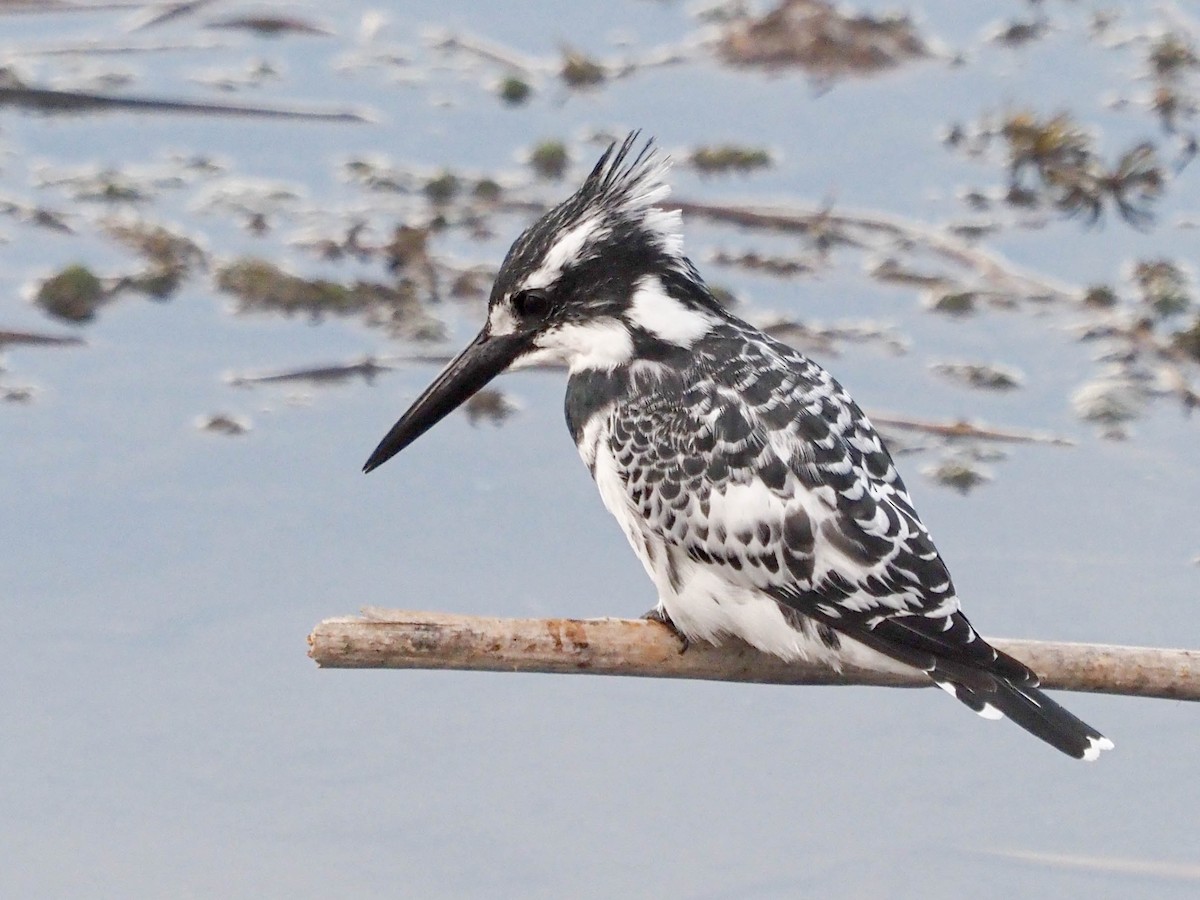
[1,1,1197,897]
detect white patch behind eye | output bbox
[521,216,608,292]
[518,319,633,373]
[627,274,714,347]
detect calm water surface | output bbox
[2,3,1197,897]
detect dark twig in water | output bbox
[126,0,219,32]
[13,38,224,56]
[0,85,369,121]
[429,32,541,75]
[226,357,394,388]
[0,329,85,349]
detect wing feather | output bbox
[606,328,959,636]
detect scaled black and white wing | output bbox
[596,323,1111,760]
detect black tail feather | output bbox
[931,661,1114,761]
[826,615,1114,760]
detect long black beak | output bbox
[363,328,528,473]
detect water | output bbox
[2,3,1198,897]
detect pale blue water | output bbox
[2,3,1198,898]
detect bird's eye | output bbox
[512,289,552,319]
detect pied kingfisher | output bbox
[364,133,1112,761]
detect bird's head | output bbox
[363,131,721,473]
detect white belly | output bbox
[653,546,903,672]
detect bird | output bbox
[363,132,1113,761]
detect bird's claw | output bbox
[642,607,690,654]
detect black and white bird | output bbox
[364,133,1113,761]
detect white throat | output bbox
[517,318,635,373]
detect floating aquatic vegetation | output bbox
[716,0,929,80]
[191,59,282,93]
[527,141,569,181]
[1173,316,1200,362]
[1,383,36,403]
[497,75,532,106]
[949,109,1167,227]
[1075,14,1200,170]
[216,259,363,317]
[1131,258,1193,319]
[1143,28,1200,153]
[29,220,205,321]
[559,48,606,89]
[33,264,110,323]
[448,268,492,301]
[194,177,304,234]
[870,257,951,290]
[922,456,992,495]
[195,412,251,435]
[1071,374,1145,439]
[760,317,907,356]
[710,249,810,277]
[104,218,206,299]
[428,27,691,103]
[343,156,412,194]
[689,145,772,176]
[1065,257,1200,412]
[1082,285,1119,309]
[986,17,1049,49]
[215,257,444,341]
[0,197,73,233]
[472,178,503,203]
[1147,30,1199,81]
[295,221,372,263]
[423,171,460,206]
[931,362,1024,391]
[48,62,137,94]
[382,225,431,273]
[944,221,1000,243]
[382,225,439,298]
[38,166,151,205]
[1005,112,1162,225]
[464,388,519,426]
[923,289,979,317]
[289,221,445,296]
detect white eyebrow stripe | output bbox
[520,216,609,291]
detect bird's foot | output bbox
[642,607,690,654]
